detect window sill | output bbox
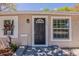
[0,35,18,38]
[51,39,72,41]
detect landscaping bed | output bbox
[22,46,66,56]
[0,48,14,56]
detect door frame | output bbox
[32,16,48,46]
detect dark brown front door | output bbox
[34,18,46,45]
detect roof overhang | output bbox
[0,11,79,15]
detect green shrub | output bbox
[10,43,18,52]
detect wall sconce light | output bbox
[26,19,30,23]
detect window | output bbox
[0,16,18,38]
[4,20,14,35]
[51,17,71,41]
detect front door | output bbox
[34,18,46,45]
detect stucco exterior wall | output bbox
[0,13,79,48]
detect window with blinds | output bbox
[51,17,71,40]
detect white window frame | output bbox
[51,16,72,41]
[0,16,18,38]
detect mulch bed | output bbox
[0,48,14,56]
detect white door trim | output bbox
[32,16,48,46]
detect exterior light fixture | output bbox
[26,19,30,23]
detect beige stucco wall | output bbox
[1,13,79,48]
